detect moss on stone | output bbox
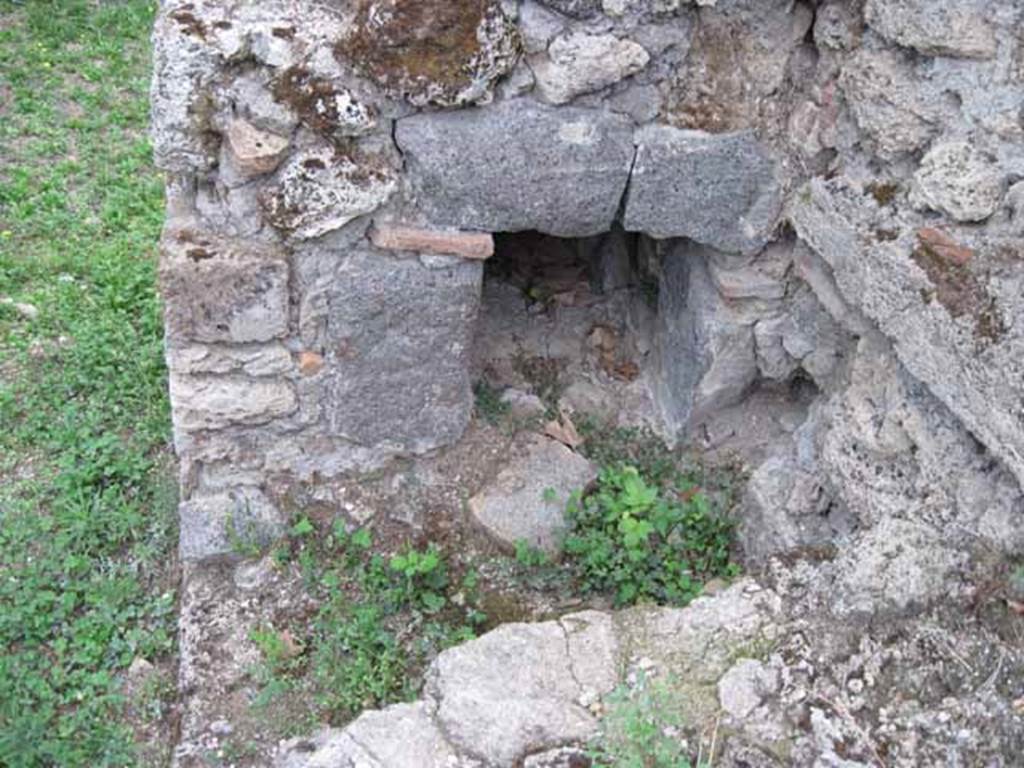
[336,0,520,106]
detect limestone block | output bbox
[167,343,294,378]
[150,4,223,172]
[160,233,289,344]
[839,48,942,159]
[865,0,997,60]
[369,224,495,260]
[179,487,285,561]
[302,250,482,452]
[228,71,299,136]
[560,611,620,703]
[532,32,649,105]
[337,0,521,107]
[169,374,297,432]
[396,100,634,237]
[276,730,379,768]
[468,434,597,554]
[911,142,1004,222]
[425,621,599,764]
[790,178,1024,487]
[342,703,458,767]
[624,126,781,255]
[718,659,779,719]
[261,147,397,240]
[224,118,289,178]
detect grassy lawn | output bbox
[0,1,177,765]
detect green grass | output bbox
[0,2,176,765]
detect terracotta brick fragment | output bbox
[369,223,494,260]
[917,227,974,266]
[225,118,290,177]
[298,351,325,376]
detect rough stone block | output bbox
[396,100,634,237]
[169,374,297,432]
[839,48,942,159]
[179,487,285,561]
[426,621,598,764]
[532,32,649,105]
[160,232,290,344]
[167,343,294,377]
[536,0,602,19]
[624,126,782,254]
[300,250,482,452]
[865,0,997,60]
[337,0,520,107]
[789,177,1024,488]
[261,146,397,240]
[468,435,597,555]
[369,223,494,260]
[911,141,1004,222]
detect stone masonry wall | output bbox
[152,0,1024,576]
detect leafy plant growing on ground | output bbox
[251,523,486,726]
[564,465,737,606]
[389,544,449,613]
[590,674,711,768]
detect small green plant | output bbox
[225,504,269,559]
[575,418,680,486]
[564,466,736,606]
[473,380,510,425]
[251,524,487,725]
[590,674,708,768]
[310,600,412,717]
[389,544,449,613]
[250,626,303,674]
[514,538,549,568]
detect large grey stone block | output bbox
[624,126,782,254]
[301,249,482,453]
[396,100,635,237]
[654,241,759,435]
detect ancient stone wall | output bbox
[152,0,1024,586]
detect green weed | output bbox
[564,465,737,607]
[514,538,550,568]
[473,379,511,425]
[251,525,486,726]
[590,674,710,768]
